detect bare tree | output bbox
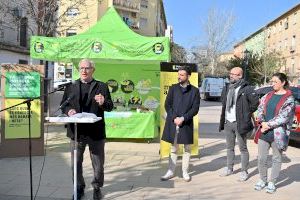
[0,0,96,36]
[171,42,187,63]
[229,51,284,85]
[201,7,235,75]
[250,51,285,85]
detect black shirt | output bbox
[80,80,94,112]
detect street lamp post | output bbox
[242,49,250,81]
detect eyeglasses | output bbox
[79,67,93,71]
[229,73,240,76]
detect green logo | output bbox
[121,80,134,93]
[92,42,102,53]
[153,43,164,54]
[34,42,44,53]
[106,79,118,93]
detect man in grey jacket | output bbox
[219,67,259,181]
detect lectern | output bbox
[45,115,102,199]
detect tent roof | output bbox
[30,7,170,63]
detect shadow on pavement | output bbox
[276,164,300,189]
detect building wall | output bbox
[233,43,244,58]
[57,0,100,36]
[245,30,266,56]
[0,0,38,64]
[266,5,300,83]
[0,50,30,64]
[234,4,300,84]
[58,0,166,37]
[218,52,234,63]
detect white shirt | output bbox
[225,86,241,122]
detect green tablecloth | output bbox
[104,111,158,138]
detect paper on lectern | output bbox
[71,112,98,118]
[45,112,101,123]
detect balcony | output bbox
[113,0,140,13]
[123,17,139,29]
[290,45,296,53]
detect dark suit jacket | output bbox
[161,83,200,144]
[61,79,113,140]
[219,81,259,134]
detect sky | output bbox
[163,0,300,50]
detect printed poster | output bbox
[160,63,199,158]
[5,99,41,139]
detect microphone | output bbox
[59,95,74,110]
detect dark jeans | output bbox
[224,121,249,171]
[70,137,105,189]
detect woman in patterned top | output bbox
[254,73,295,194]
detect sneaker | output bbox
[160,170,175,181]
[219,167,233,177]
[182,172,191,182]
[239,171,249,181]
[266,182,276,194]
[254,179,267,191]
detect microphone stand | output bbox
[0,85,67,200]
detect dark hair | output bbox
[178,66,191,75]
[272,72,289,89]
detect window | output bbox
[285,38,288,50]
[294,12,297,25]
[292,35,296,47]
[140,17,147,28]
[0,29,4,39]
[122,16,130,25]
[284,18,289,29]
[20,17,27,47]
[278,41,282,50]
[141,0,148,8]
[290,35,296,52]
[131,12,136,18]
[66,29,76,36]
[66,8,79,17]
[291,58,295,74]
[0,21,3,39]
[19,59,28,64]
[272,25,276,34]
[279,21,282,31]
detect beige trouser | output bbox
[168,126,191,174]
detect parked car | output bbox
[200,77,228,101]
[254,86,300,143]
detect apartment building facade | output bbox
[0,0,37,64]
[57,0,167,37]
[234,3,300,84]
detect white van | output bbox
[200,77,227,100]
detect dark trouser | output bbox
[224,121,249,171]
[70,137,105,190]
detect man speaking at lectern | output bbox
[60,59,113,200]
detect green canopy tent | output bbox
[30,7,170,63]
[30,7,170,139]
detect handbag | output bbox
[253,126,262,144]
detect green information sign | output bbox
[105,111,158,138]
[5,72,40,98]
